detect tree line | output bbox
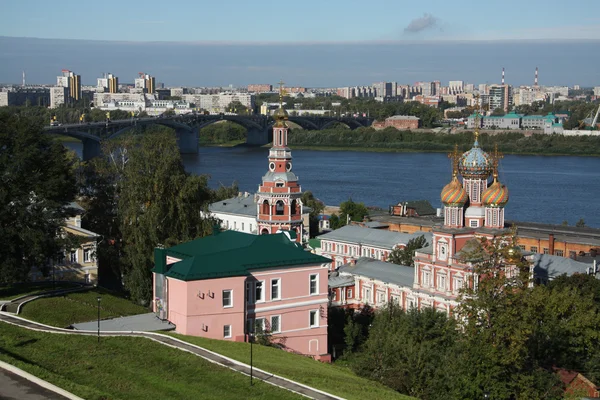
[0,109,238,304]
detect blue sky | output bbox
[2,0,600,42]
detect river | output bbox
[65,143,600,228]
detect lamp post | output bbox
[97,296,101,343]
[483,391,490,400]
[250,332,254,386]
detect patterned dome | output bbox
[482,180,509,208]
[441,178,468,207]
[458,140,492,179]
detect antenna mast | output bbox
[534,66,539,87]
[22,71,25,87]
[501,67,505,85]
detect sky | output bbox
[1,0,599,87]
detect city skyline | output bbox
[2,0,600,42]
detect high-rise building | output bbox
[134,73,155,94]
[56,69,81,103]
[97,73,119,93]
[489,84,513,113]
[247,84,273,93]
[449,80,464,94]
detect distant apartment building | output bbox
[467,111,562,133]
[247,84,273,93]
[373,115,421,130]
[0,88,50,107]
[170,88,186,97]
[594,87,600,97]
[413,95,439,107]
[489,84,513,112]
[97,73,119,93]
[285,87,307,94]
[182,93,255,113]
[51,69,81,107]
[336,87,354,99]
[134,73,156,94]
[50,86,68,108]
[478,84,489,95]
[372,82,395,98]
[448,80,464,94]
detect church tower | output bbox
[441,145,468,229]
[256,81,303,242]
[482,145,509,229]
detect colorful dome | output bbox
[458,140,492,179]
[482,180,509,208]
[441,178,468,207]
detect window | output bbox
[249,224,253,232]
[241,222,245,231]
[470,220,479,227]
[422,271,431,287]
[255,318,266,334]
[363,287,372,303]
[255,281,265,302]
[347,289,353,298]
[376,291,386,304]
[275,200,284,215]
[70,250,77,263]
[391,294,400,304]
[271,278,280,300]
[222,290,232,308]
[569,251,577,258]
[309,274,318,295]
[83,248,91,263]
[270,315,280,333]
[530,246,538,253]
[309,310,318,328]
[543,248,549,255]
[223,325,231,338]
[438,274,447,291]
[246,282,252,304]
[453,277,464,292]
[519,245,526,250]
[555,250,564,257]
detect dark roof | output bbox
[208,195,256,217]
[319,225,432,248]
[339,258,414,288]
[153,231,329,281]
[396,200,437,216]
[530,253,592,279]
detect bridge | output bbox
[43,114,374,160]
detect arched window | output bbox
[275,200,284,215]
[291,199,298,215]
[261,200,269,215]
[261,228,270,235]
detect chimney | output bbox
[502,67,505,85]
[548,234,555,256]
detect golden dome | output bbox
[273,106,288,121]
[482,179,509,208]
[441,178,468,207]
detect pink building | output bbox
[152,230,331,360]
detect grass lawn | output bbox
[169,333,415,400]
[0,282,80,301]
[20,287,149,328]
[0,323,302,400]
[199,139,246,147]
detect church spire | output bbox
[273,80,289,128]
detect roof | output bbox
[154,231,329,281]
[65,202,85,215]
[318,225,432,249]
[261,171,298,183]
[361,221,389,229]
[65,224,100,238]
[397,200,437,216]
[208,195,256,217]
[338,257,414,288]
[308,238,321,249]
[328,273,354,288]
[531,253,592,279]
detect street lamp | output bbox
[483,391,490,400]
[249,331,254,386]
[97,296,101,343]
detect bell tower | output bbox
[256,81,304,242]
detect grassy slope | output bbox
[19,288,148,328]
[170,333,415,400]
[0,323,302,400]
[0,282,79,301]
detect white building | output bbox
[50,86,68,108]
[182,93,255,114]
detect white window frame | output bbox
[347,289,353,298]
[437,274,447,291]
[363,287,372,304]
[271,278,281,301]
[255,280,265,303]
[255,317,266,334]
[83,248,91,263]
[470,220,479,228]
[222,289,233,308]
[223,325,231,338]
[376,290,386,305]
[70,250,78,263]
[309,274,319,295]
[270,315,281,333]
[309,310,319,328]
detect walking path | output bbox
[0,284,89,314]
[0,312,343,400]
[0,361,83,400]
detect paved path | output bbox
[1,285,89,314]
[0,365,77,400]
[72,312,175,332]
[0,312,342,400]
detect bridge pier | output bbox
[246,128,269,146]
[176,129,198,154]
[81,138,102,161]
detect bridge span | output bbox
[44,114,374,160]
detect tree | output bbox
[388,235,428,266]
[339,199,368,226]
[100,128,217,303]
[0,112,77,283]
[301,191,324,237]
[491,108,505,116]
[227,101,249,115]
[576,218,586,228]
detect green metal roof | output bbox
[308,238,321,249]
[153,231,329,281]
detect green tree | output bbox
[575,218,586,228]
[301,191,325,237]
[490,107,505,116]
[0,112,77,283]
[101,128,217,303]
[388,235,428,266]
[227,101,249,115]
[339,199,368,226]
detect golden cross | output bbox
[448,144,461,178]
[473,93,481,143]
[278,80,285,107]
[491,143,503,180]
